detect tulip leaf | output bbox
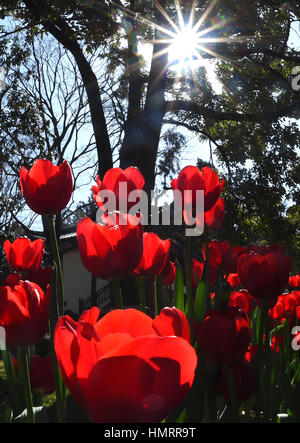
[250,305,258,343]
[0,400,12,423]
[194,281,207,322]
[255,305,262,344]
[193,258,211,321]
[270,324,286,338]
[192,269,201,287]
[185,237,193,319]
[291,361,300,387]
[174,260,185,312]
[175,408,186,423]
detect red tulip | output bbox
[284,292,298,317]
[20,159,73,215]
[0,278,51,348]
[54,307,197,423]
[270,291,300,324]
[77,213,143,280]
[204,197,225,231]
[269,295,286,322]
[202,240,230,269]
[237,245,292,299]
[13,354,55,395]
[192,259,205,288]
[216,360,256,402]
[134,232,171,279]
[289,275,300,289]
[4,238,44,272]
[171,166,225,216]
[191,307,251,365]
[162,260,176,286]
[25,266,53,292]
[92,167,145,212]
[293,290,300,309]
[202,240,230,287]
[152,307,191,343]
[228,290,254,314]
[226,273,241,288]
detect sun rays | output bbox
[113,0,232,92]
[85,0,271,95]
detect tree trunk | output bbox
[119,1,169,195]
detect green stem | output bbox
[185,236,193,318]
[53,353,66,423]
[47,215,64,317]
[18,348,35,423]
[46,215,66,422]
[48,312,66,423]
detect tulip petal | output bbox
[54,316,84,407]
[124,167,145,190]
[86,336,197,422]
[134,233,171,278]
[94,308,154,339]
[152,307,191,342]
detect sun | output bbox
[165,11,223,93]
[167,25,201,72]
[147,0,227,87]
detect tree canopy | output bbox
[0,0,299,268]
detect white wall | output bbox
[62,248,108,315]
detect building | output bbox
[60,225,111,318]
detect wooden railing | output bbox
[78,284,111,314]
